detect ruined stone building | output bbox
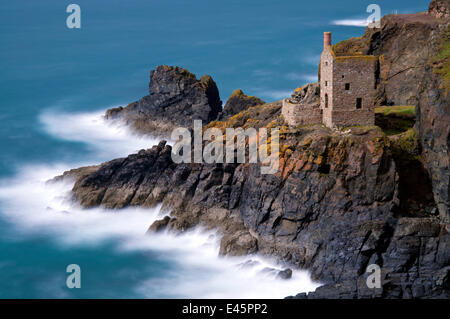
[282,32,377,128]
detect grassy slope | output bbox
[375,105,416,116]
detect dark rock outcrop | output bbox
[291,217,449,299]
[218,90,265,120]
[105,66,222,137]
[415,63,449,222]
[147,216,171,233]
[277,268,293,280]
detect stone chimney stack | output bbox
[324,32,332,48]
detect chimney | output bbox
[324,32,332,48]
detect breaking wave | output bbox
[39,109,163,160]
[331,19,368,27]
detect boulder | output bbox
[219,230,258,256]
[277,268,293,280]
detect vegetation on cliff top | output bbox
[207,102,283,131]
[375,105,416,136]
[390,128,420,160]
[332,36,370,56]
[160,65,198,80]
[229,89,264,103]
[375,105,416,116]
[430,25,450,91]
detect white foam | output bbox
[39,109,164,160]
[331,19,368,27]
[0,165,155,245]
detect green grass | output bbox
[375,106,416,136]
[430,26,450,91]
[390,128,421,163]
[375,105,416,117]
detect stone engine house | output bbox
[282,32,377,128]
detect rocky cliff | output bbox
[105,65,222,137]
[63,116,449,298]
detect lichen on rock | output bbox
[218,89,265,120]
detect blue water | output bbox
[0,0,430,298]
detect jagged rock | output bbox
[219,230,258,256]
[416,63,450,222]
[147,216,171,233]
[48,165,100,184]
[218,89,265,120]
[105,66,222,137]
[277,268,293,280]
[288,82,320,105]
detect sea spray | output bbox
[39,110,165,161]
